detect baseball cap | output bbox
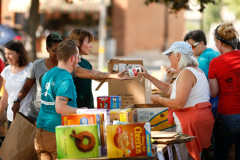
[162,41,193,56]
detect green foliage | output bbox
[145,0,215,12]
[223,0,240,19]
[202,0,222,33]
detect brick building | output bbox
[112,0,185,56]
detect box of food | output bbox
[61,114,104,148]
[61,114,96,126]
[126,104,176,132]
[56,124,99,159]
[106,122,152,158]
[108,59,152,107]
[110,108,137,123]
[97,96,121,109]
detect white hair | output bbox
[172,52,199,70]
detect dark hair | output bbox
[69,29,94,51]
[4,40,29,67]
[215,23,239,49]
[56,40,78,62]
[46,32,63,48]
[184,30,207,45]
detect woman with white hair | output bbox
[139,41,215,160]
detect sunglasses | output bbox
[191,42,200,49]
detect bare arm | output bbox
[55,96,77,115]
[0,80,8,116]
[209,78,219,98]
[74,66,128,80]
[151,69,195,110]
[11,78,36,118]
[0,76,3,90]
[138,67,172,96]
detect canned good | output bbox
[128,67,143,77]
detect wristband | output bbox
[13,98,21,103]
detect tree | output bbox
[145,0,215,12]
[202,0,222,33]
[223,0,240,19]
[27,0,40,61]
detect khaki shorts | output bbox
[35,128,57,160]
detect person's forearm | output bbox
[74,66,114,80]
[156,97,184,110]
[0,97,8,116]
[56,104,77,115]
[146,74,171,94]
[17,78,35,101]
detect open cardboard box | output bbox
[109,108,137,123]
[107,59,152,108]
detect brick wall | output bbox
[112,0,185,56]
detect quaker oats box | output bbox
[97,96,121,109]
[55,124,99,159]
[106,122,152,158]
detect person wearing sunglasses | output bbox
[184,30,219,78]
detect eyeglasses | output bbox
[49,47,57,53]
[191,42,200,49]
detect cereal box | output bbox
[97,96,121,109]
[56,124,99,159]
[61,114,96,125]
[106,122,152,158]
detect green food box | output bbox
[56,124,99,159]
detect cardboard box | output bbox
[106,122,152,158]
[110,108,137,123]
[56,124,99,159]
[127,104,176,132]
[97,96,121,109]
[108,59,152,108]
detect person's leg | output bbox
[235,126,240,160]
[214,114,240,160]
[35,128,57,160]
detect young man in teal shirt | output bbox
[35,40,80,159]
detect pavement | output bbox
[37,49,170,107]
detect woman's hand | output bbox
[12,102,20,119]
[166,66,178,78]
[138,66,151,79]
[151,94,162,104]
[116,70,130,80]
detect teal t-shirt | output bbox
[198,48,219,78]
[37,67,77,133]
[73,58,94,108]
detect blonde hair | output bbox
[217,23,238,40]
[215,23,239,49]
